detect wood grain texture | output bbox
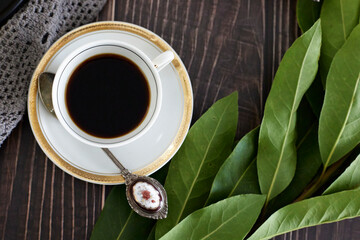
[0,0,360,239]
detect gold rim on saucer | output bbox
[28,21,193,184]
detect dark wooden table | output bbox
[1,0,360,239]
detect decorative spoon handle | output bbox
[101,148,131,177]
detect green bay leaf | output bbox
[257,20,322,201]
[324,154,360,195]
[305,74,324,118]
[207,98,318,209]
[266,99,321,214]
[155,92,238,239]
[319,23,360,169]
[90,185,154,240]
[248,189,360,240]
[320,0,360,83]
[205,127,260,205]
[297,0,322,32]
[160,194,265,240]
[267,123,322,214]
[297,0,325,118]
[296,98,317,143]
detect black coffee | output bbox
[65,54,150,139]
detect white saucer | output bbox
[28,22,193,184]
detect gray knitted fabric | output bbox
[0,0,107,147]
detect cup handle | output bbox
[152,50,174,72]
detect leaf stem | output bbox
[250,151,349,238]
[295,153,350,202]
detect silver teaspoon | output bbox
[38,72,168,219]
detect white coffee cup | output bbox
[52,40,174,148]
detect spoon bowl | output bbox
[102,148,167,219]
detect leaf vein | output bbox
[266,24,319,200]
[340,0,347,41]
[175,101,232,225]
[227,158,256,198]
[323,74,360,169]
[116,211,134,240]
